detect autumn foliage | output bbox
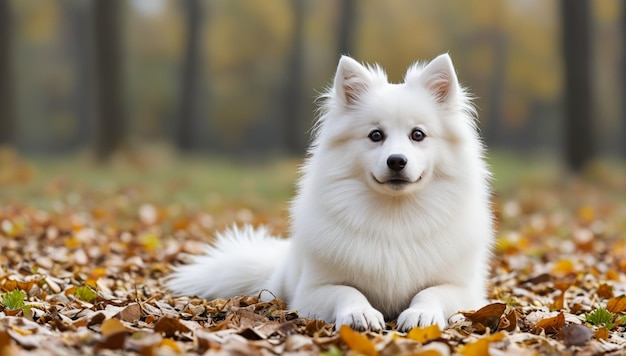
[0,155,625,354]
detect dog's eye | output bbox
[368,130,384,142]
[411,128,426,142]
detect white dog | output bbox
[167,54,494,331]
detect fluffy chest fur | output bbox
[292,176,486,319]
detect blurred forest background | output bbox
[0,0,625,173]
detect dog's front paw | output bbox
[397,307,445,332]
[335,306,385,331]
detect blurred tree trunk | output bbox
[561,0,594,172]
[93,0,126,161]
[337,0,356,55]
[0,0,15,147]
[63,1,92,150]
[283,0,306,154]
[177,0,203,152]
[483,2,507,148]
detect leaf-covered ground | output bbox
[1,149,626,355]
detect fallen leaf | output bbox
[159,338,181,352]
[101,318,127,337]
[97,330,127,351]
[606,269,620,281]
[462,303,506,331]
[607,295,626,313]
[594,327,609,340]
[458,338,488,356]
[153,316,190,338]
[406,324,441,344]
[577,206,595,225]
[551,292,565,311]
[88,312,106,327]
[597,284,614,299]
[238,328,265,340]
[502,309,520,332]
[551,260,575,277]
[0,329,19,356]
[535,312,565,334]
[304,319,332,336]
[459,331,507,356]
[117,303,142,322]
[339,325,377,356]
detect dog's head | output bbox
[314,54,478,197]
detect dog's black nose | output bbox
[387,154,407,171]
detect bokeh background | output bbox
[0,0,624,210]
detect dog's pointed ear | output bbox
[334,56,371,106]
[419,53,459,104]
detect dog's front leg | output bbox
[396,283,485,331]
[293,284,385,331]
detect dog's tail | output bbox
[166,225,289,299]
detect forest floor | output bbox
[0,148,625,355]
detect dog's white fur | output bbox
[167,54,493,331]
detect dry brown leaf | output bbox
[551,292,565,311]
[594,327,609,340]
[117,303,142,322]
[304,319,332,337]
[0,329,19,356]
[3,164,626,355]
[606,295,626,313]
[535,312,565,334]
[597,284,614,299]
[87,312,106,327]
[238,328,265,341]
[462,303,506,331]
[97,330,127,351]
[502,309,520,332]
[153,316,190,338]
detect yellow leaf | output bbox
[606,270,620,281]
[140,233,161,252]
[459,338,489,356]
[339,325,377,356]
[89,267,107,279]
[458,332,506,356]
[101,318,127,337]
[551,259,575,277]
[85,278,98,289]
[64,236,81,249]
[578,206,595,224]
[159,338,181,352]
[406,325,441,343]
[484,331,506,342]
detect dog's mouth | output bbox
[372,174,422,188]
